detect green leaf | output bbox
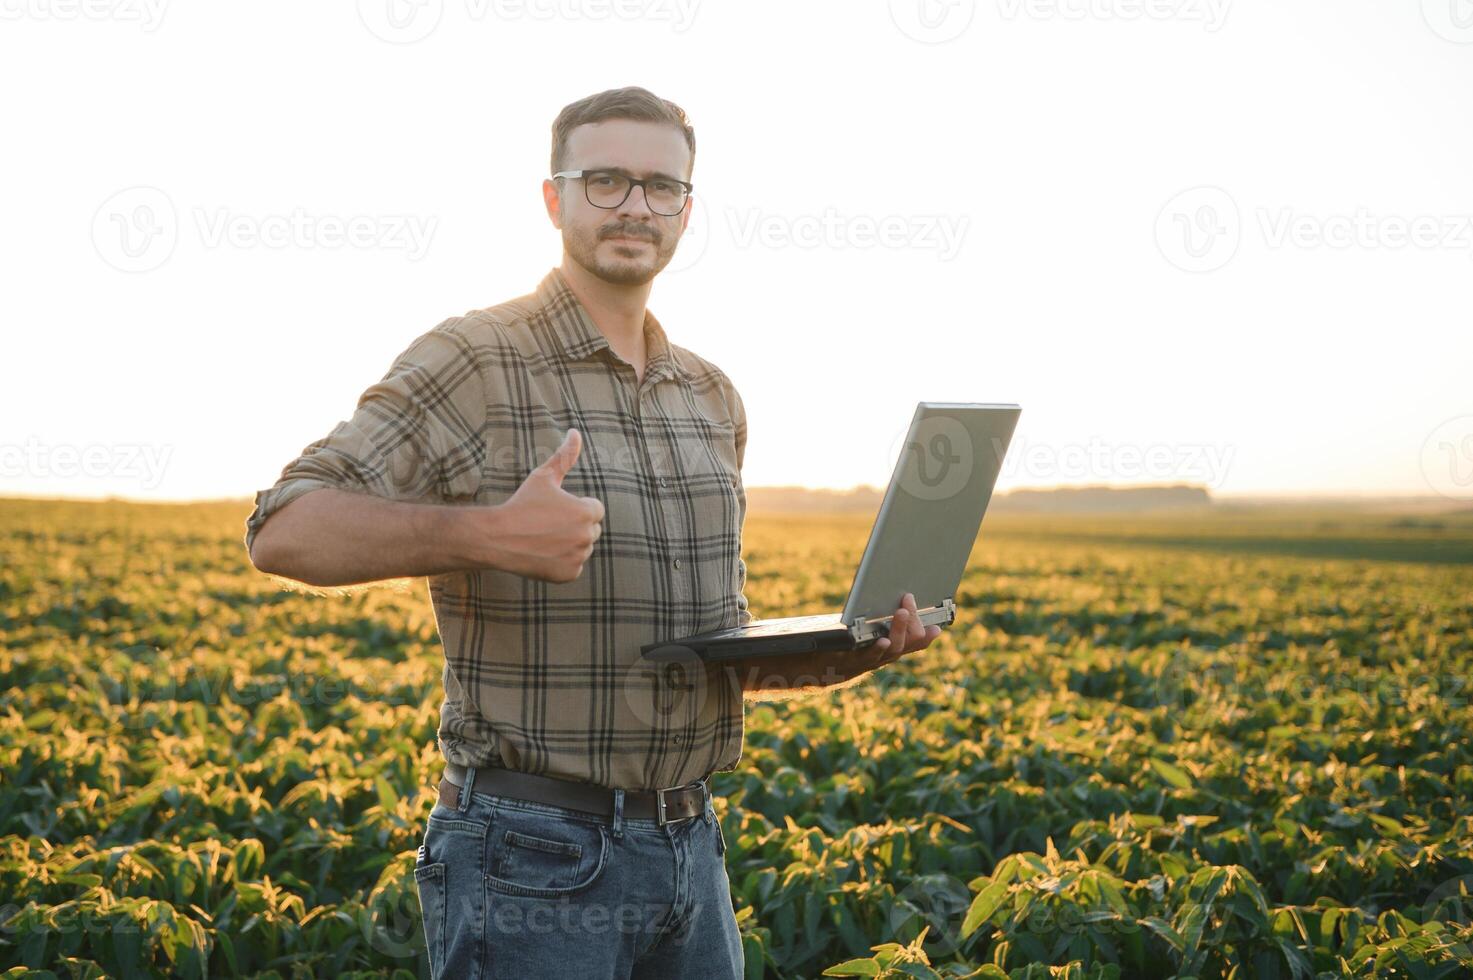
[1150,758,1193,790]
[1369,814,1405,835]
[1140,915,1185,953]
[743,934,766,980]
[962,880,1009,938]
[1274,936,1314,980]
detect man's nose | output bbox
[616,183,655,218]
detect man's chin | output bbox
[567,238,672,286]
[591,255,668,287]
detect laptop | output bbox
[639,402,1021,664]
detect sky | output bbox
[2,0,1471,504]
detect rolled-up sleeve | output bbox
[244,321,488,557]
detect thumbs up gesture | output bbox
[477,428,606,583]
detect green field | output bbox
[3,497,1473,978]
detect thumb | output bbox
[536,427,582,486]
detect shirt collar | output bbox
[535,267,692,386]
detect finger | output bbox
[905,604,926,649]
[891,594,919,652]
[889,607,906,641]
[583,496,605,523]
[887,607,909,654]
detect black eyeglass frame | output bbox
[551,169,694,216]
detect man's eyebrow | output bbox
[585,165,685,182]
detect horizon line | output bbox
[0,485,1460,507]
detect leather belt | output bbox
[438,766,709,826]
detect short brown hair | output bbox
[550,86,696,180]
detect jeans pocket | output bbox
[485,804,610,899]
[413,859,447,977]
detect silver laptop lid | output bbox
[839,402,1021,626]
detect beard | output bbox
[563,219,680,287]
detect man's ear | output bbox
[542,178,563,229]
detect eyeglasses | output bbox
[551,170,693,216]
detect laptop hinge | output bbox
[847,596,956,644]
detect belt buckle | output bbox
[653,779,706,826]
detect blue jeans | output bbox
[413,772,743,979]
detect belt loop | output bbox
[611,789,625,840]
[457,766,476,812]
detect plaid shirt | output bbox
[244,267,752,791]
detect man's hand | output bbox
[733,591,943,699]
[854,591,942,671]
[469,428,606,583]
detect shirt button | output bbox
[673,558,682,569]
[672,735,682,744]
[659,477,668,488]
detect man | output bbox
[244,85,939,979]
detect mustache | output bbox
[600,225,659,244]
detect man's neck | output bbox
[558,259,651,362]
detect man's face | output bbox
[550,119,693,287]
